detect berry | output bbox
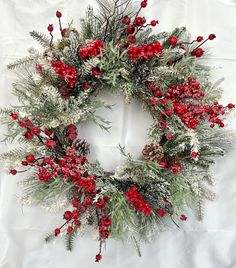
[196,36,203,42]
[21,161,28,166]
[10,169,17,175]
[141,1,148,8]
[149,97,158,106]
[151,20,158,27]
[11,113,18,120]
[45,139,56,148]
[165,108,173,116]
[33,127,40,134]
[122,15,131,25]
[47,24,54,32]
[67,226,73,234]
[54,228,60,236]
[135,17,143,26]
[25,154,35,163]
[63,211,72,220]
[209,34,216,40]
[36,64,42,71]
[166,133,173,140]
[24,130,34,140]
[44,129,53,136]
[157,209,166,217]
[191,151,198,158]
[128,35,136,44]
[227,103,235,109]
[169,165,180,175]
[95,254,102,262]
[180,214,187,221]
[56,11,62,18]
[168,36,178,46]
[192,47,204,57]
[82,82,90,90]
[92,67,101,77]
[126,25,135,35]
[74,219,81,226]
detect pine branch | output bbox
[65,229,78,251]
[30,31,50,48]
[7,56,35,70]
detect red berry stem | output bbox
[49,32,54,47]
[58,18,63,37]
[194,37,210,50]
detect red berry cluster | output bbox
[11,114,41,140]
[127,41,163,62]
[79,40,104,59]
[65,124,78,141]
[125,187,153,215]
[51,61,78,87]
[147,77,235,129]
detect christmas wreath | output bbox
[0,0,235,262]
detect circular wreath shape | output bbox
[1,0,235,263]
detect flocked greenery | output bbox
[0,0,235,256]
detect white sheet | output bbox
[0,0,236,267]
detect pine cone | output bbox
[142,143,164,162]
[165,155,182,168]
[74,139,90,155]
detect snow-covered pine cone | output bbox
[74,139,90,155]
[142,143,164,162]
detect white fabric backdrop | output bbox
[0,0,236,267]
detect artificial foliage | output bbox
[0,0,235,262]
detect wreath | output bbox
[0,0,235,262]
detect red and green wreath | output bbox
[0,0,235,262]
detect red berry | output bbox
[44,129,53,136]
[168,36,178,46]
[196,36,203,42]
[92,67,101,77]
[33,127,40,134]
[11,113,18,120]
[74,219,81,226]
[67,124,77,133]
[24,130,34,140]
[149,97,158,106]
[95,254,102,262]
[21,161,28,166]
[135,17,143,26]
[25,154,35,163]
[151,20,158,27]
[166,133,173,140]
[122,15,131,25]
[47,24,54,32]
[126,25,135,35]
[169,165,180,175]
[10,169,17,175]
[67,226,73,234]
[209,34,216,40]
[165,108,173,116]
[180,214,187,221]
[191,151,198,158]
[56,11,62,18]
[36,64,42,71]
[61,28,69,37]
[64,211,72,220]
[141,1,148,8]
[157,209,166,217]
[82,82,90,90]
[194,48,204,57]
[227,103,235,109]
[54,228,60,236]
[128,35,136,44]
[45,139,56,147]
